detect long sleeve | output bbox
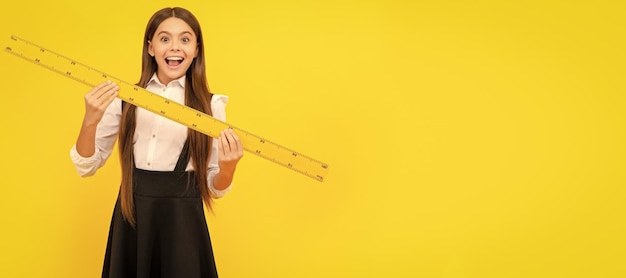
[207,94,231,198]
[69,77,233,199]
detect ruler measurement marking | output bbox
[5,35,328,182]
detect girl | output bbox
[70,7,243,278]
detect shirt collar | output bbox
[147,73,186,88]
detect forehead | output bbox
[154,17,196,36]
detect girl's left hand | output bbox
[217,129,244,174]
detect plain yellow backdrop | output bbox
[1,0,625,277]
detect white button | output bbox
[147,162,151,166]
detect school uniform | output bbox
[70,74,230,278]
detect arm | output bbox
[70,81,120,176]
[206,95,243,197]
[213,129,243,191]
[76,81,118,156]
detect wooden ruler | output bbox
[5,35,329,182]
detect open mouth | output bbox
[165,57,184,67]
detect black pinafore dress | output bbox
[102,141,218,278]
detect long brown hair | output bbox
[119,7,214,226]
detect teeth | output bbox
[166,57,183,61]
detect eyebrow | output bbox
[156,31,193,36]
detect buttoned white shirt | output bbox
[70,74,231,198]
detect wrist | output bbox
[81,117,98,128]
[218,167,236,178]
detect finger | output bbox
[231,129,243,156]
[92,83,118,106]
[217,133,225,156]
[227,129,242,155]
[87,81,113,97]
[224,129,239,153]
[96,83,119,101]
[99,90,118,108]
[86,83,116,106]
[219,131,231,155]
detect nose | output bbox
[170,40,181,51]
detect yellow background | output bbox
[1,0,624,277]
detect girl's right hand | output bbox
[83,81,118,126]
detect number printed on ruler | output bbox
[5,35,329,182]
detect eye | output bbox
[160,36,170,42]
[181,37,190,43]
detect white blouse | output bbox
[70,74,231,198]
